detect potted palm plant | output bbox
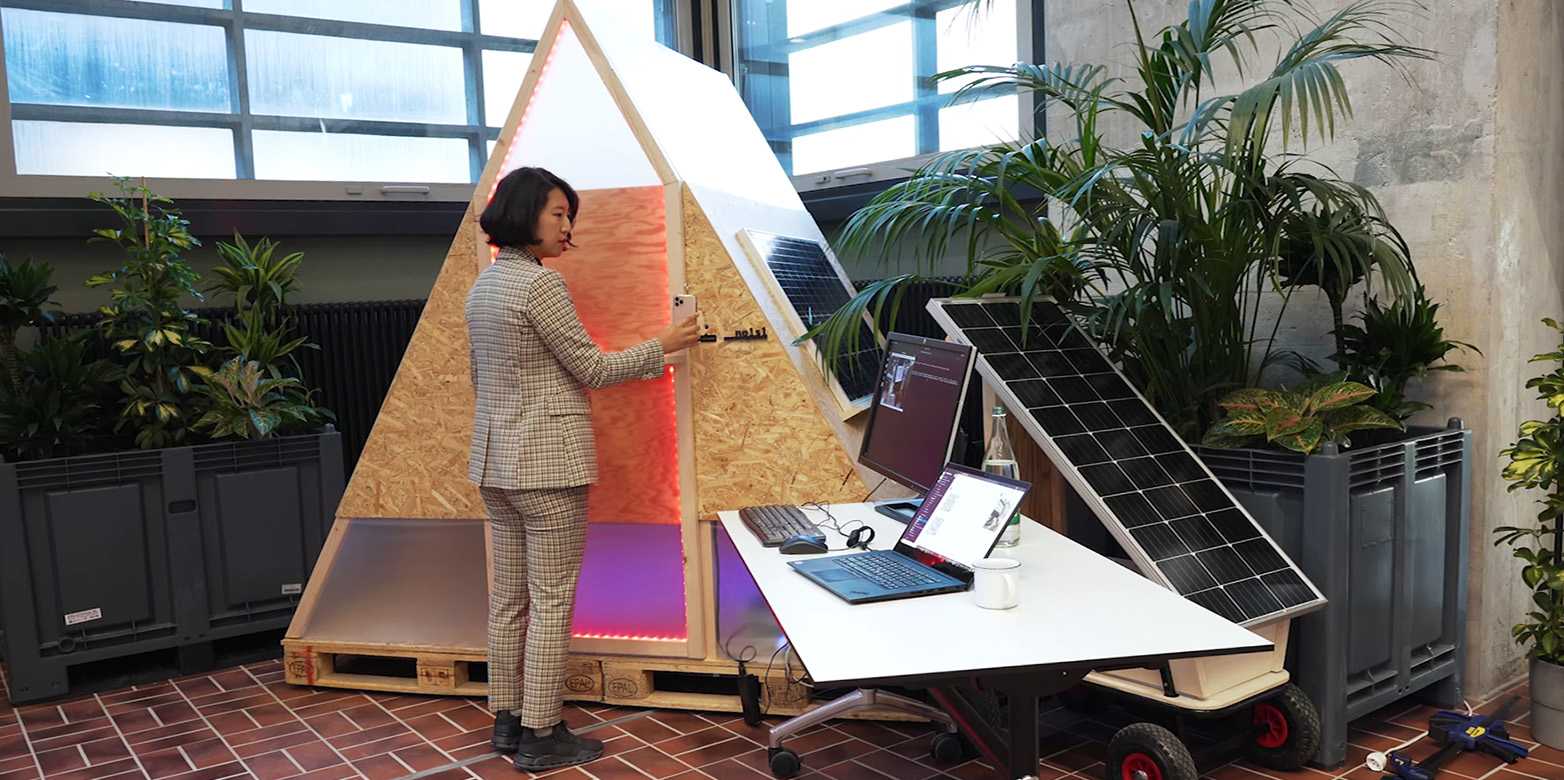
[801,0,1466,768]
[1493,318,1564,748]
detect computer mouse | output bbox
[779,532,829,555]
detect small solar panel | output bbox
[926,297,1324,627]
[744,232,881,402]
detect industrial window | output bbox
[0,0,681,201]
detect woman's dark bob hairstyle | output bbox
[480,166,579,249]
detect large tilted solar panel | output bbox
[926,297,1325,627]
[745,232,881,402]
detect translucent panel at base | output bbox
[482,50,533,128]
[500,21,660,190]
[246,30,466,124]
[1,9,230,113]
[575,524,686,641]
[791,115,915,175]
[13,121,235,178]
[253,131,469,182]
[788,22,913,125]
[293,518,689,647]
[939,94,1020,151]
[245,0,463,30]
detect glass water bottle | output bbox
[982,404,1022,547]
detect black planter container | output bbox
[0,430,344,703]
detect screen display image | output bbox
[858,335,973,491]
[900,468,1027,568]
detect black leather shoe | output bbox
[491,711,522,754]
[512,721,604,771]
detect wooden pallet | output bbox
[281,640,841,717]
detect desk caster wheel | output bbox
[768,747,801,778]
[930,732,964,763]
[1108,723,1197,780]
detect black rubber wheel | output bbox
[1106,723,1198,780]
[768,747,801,778]
[1245,683,1322,771]
[930,731,964,763]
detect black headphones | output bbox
[802,503,877,551]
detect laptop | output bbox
[789,463,1031,604]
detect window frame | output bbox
[710,0,1045,195]
[0,0,690,203]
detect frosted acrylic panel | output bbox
[245,0,463,31]
[936,0,1018,94]
[13,121,235,178]
[246,31,466,124]
[502,23,658,189]
[787,0,903,37]
[792,115,916,175]
[789,23,912,124]
[482,50,533,128]
[483,0,656,41]
[2,9,230,112]
[253,131,470,182]
[939,95,1020,151]
[620,41,800,208]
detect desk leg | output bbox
[934,671,1084,780]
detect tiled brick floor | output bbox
[4,659,1562,780]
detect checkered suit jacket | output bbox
[464,246,665,490]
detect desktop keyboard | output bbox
[739,505,819,546]
[835,552,945,589]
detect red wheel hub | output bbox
[1122,753,1162,780]
[1253,702,1289,749]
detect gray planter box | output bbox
[0,430,343,703]
[1190,421,1470,769]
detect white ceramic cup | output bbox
[971,557,1021,610]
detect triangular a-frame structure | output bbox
[282,0,901,708]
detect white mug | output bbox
[971,557,1021,610]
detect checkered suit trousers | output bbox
[480,485,590,724]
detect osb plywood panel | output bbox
[682,187,866,516]
[543,186,678,525]
[338,214,486,519]
[340,188,677,522]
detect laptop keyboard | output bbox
[836,552,947,589]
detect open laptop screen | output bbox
[898,463,1030,571]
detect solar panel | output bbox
[741,232,881,403]
[926,297,1325,627]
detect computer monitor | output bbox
[857,332,977,522]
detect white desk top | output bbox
[717,503,1272,688]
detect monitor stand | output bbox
[873,498,921,524]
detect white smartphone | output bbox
[672,294,698,323]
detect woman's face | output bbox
[529,187,574,258]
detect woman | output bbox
[465,166,701,772]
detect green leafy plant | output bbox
[86,177,212,449]
[202,232,331,437]
[1334,284,1479,421]
[0,333,118,461]
[1493,318,1564,666]
[804,0,1430,441]
[191,357,327,440]
[1201,375,1403,454]
[0,255,60,393]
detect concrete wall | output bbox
[1483,0,1564,696]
